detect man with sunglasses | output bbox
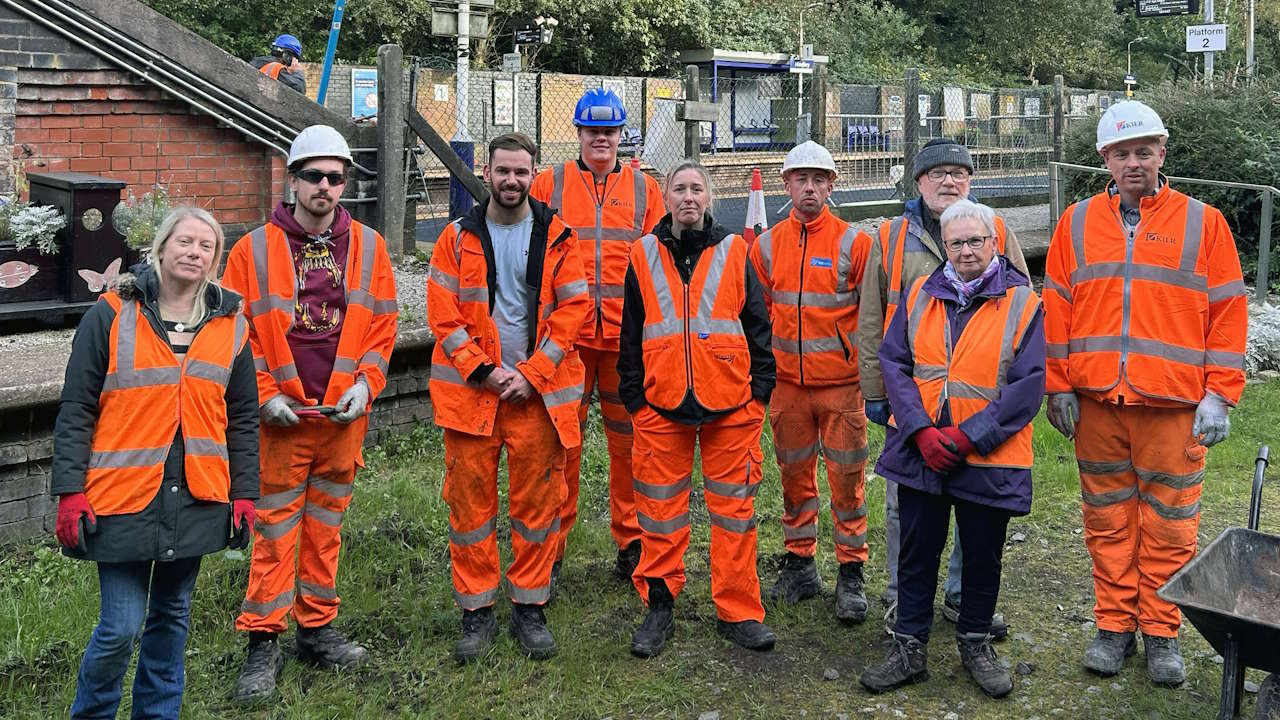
[857,138,1028,638]
[223,125,399,703]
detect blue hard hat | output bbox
[272,34,302,57]
[573,88,627,127]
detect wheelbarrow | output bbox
[1158,446,1277,720]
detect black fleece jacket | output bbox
[618,213,775,426]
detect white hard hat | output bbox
[781,140,838,178]
[1095,100,1168,152]
[288,125,353,168]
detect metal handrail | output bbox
[1049,161,1279,303]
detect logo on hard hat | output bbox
[1116,120,1144,131]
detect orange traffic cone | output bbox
[744,167,768,247]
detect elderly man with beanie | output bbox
[1044,100,1247,685]
[747,141,875,623]
[857,138,1027,636]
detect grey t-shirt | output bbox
[487,213,534,372]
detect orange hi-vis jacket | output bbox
[1043,181,1248,406]
[258,62,286,80]
[530,160,664,348]
[749,206,873,386]
[86,292,249,516]
[426,201,591,448]
[904,277,1040,469]
[629,232,753,413]
[222,220,399,407]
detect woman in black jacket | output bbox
[52,206,259,719]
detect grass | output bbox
[3,380,1280,719]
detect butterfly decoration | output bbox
[78,258,123,293]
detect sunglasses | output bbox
[294,169,347,186]
[944,235,992,251]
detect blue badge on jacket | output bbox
[698,332,710,339]
[810,257,833,268]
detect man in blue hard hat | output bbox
[252,34,306,94]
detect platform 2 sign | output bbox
[1136,0,1199,17]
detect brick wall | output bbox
[0,65,14,195]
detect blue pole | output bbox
[316,0,346,106]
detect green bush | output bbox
[1063,80,1280,292]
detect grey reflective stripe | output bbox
[348,288,375,312]
[430,361,466,385]
[823,445,870,465]
[633,475,692,500]
[884,218,904,282]
[704,477,761,499]
[993,285,1034,392]
[1046,343,1068,359]
[360,351,390,376]
[89,446,169,469]
[773,290,858,308]
[539,337,565,367]
[1205,350,1245,369]
[310,476,355,499]
[599,227,641,242]
[442,327,471,354]
[905,281,931,351]
[185,438,228,459]
[785,497,821,516]
[511,516,561,544]
[1140,492,1200,520]
[834,530,867,548]
[776,442,819,465]
[589,283,627,299]
[298,581,338,600]
[454,587,498,611]
[1043,276,1072,304]
[914,363,948,381]
[241,588,295,617]
[332,357,358,374]
[556,279,588,303]
[103,299,184,391]
[645,317,743,342]
[834,503,868,522]
[1082,486,1139,507]
[886,288,901,305]
[949,381,998,401]
[1135,466,1204,489]
[1071,261,1206,292]
[549,163,565,210]
[708,511,756,533]
[638,511,690,535]
[1078,458,1134,475]
[1208,280,1247,303]
[1070,198,1092,266]
[249,225,296,319]
[271,362,299,384]
[450,220,464,265]
[602,416,633,435]
[774,336,844,354]
[1180,198,1205,272]
[258,506,304,539]
[249,295,293,317]
[783,524,818,540]
[304,501,344,527]
[757,228,775,277]
[641,234,677,332]
[429,265,459,292]
[256,484,306,511]
[373,299,399,314]
[695,237,734,324]
[543,383,583,408]
[632,167,647,232]
[1068,336,1208,367]
[450,517,497,546]
[508,583,552,604]
[836,226,858,293]
[459,287,488,303]
[352,221,378,302]
[102,367,181,391]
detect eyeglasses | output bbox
[926,168,971,182]
[294,169,347,186]
[944,235,991,251]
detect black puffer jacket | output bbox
[51,265,260,562]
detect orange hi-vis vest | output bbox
[880,213,1010,337]
[1043,182,1248,405]
[259,62,286,80]
[86,293,248,516]
[903,277,1040,469]
[630,232,753,413]
[530,161,662,347]
[223,220,399,407]
[749,206,872,386]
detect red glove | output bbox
[55,492,96,550]
[913,427,963,474]
[232,499,256,534]
[940,426,976,457]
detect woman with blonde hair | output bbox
[52,206,260,718]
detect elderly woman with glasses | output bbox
[860,199,1045,699]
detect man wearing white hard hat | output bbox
[1043,100,1247,685]
[223,125,399,702]
[747,141,875,622]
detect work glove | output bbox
[1046,392,1080,440]
[913,427,963,474]
[332,379,370,424]
[55,492,96,552]
[865,399,892,427]
[260,395,300,427]
[939,426,976,458]
[230,499,255,550]
[1192,391,1231,447]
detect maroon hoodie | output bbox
[269,202,351,403]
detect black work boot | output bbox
[835,562,869,624]
[765,552,822,605]
[615,540,642,580]
[1143,634,1186,686]
[453,606,497,664]
[1083,629,1137,676]
[297,623,370,669]
[509,603,557,660]
[942,595,1009,640]
[957,632,1013,698]
[860,632,930,693]
[232,632,284,704]
[548,560,563,604]
[630,578,675,658]
[715,619,776,651]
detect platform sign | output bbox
[502,52,522,73]
[351,68,377,119]
[1186,24,1227,53]
[1136,0,1198,17]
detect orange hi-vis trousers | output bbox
[769,381,871,564]
[631,401,767,623]
[444,399,567,610]
[558,346,640,558]
[1075,396,1205,638]
[237,417,366,633]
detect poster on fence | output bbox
[492,78,515,126]
[942,86,965,135]
[351,68,378,119]
[602,78,626,106]
[998,94,1020,135]
[1070,94,1088,116]
[970,92,991,121]
[918,94,930,127]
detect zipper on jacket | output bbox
[1109,203,1141,385]
[797,224,809,385]
[682,277,694,395]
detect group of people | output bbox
[49,86,1248,717]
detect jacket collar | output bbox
[116,262,243,319]
[458,196,563,244]
[1105,173,1171,212]
[653,212,731,251]
[787,205,837,234]
[921,255,1028,305]
[575,157,622,178]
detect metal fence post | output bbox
[684,64,701,162]
[534,73,543,165]
[1052,74,1065,164]
[376,44,407,259]
[1049,162,1060,223]
[1258,189,1274,303]
[811,63,828,147]
[903,68,920,201]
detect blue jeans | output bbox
[885,479,963,606]
[71,558,202,720]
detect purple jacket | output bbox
[874,256,1045,515]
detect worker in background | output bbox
[1043,100,1247,686]
[52,207,259,719]
[529,87,665,593]
[747,141,875,624]
[225,125,398,703]
[252,34,306,94]
[856,138,1027,637]
[619,161,776,658]
[859,200,1044,699]
[427,132,589,663]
